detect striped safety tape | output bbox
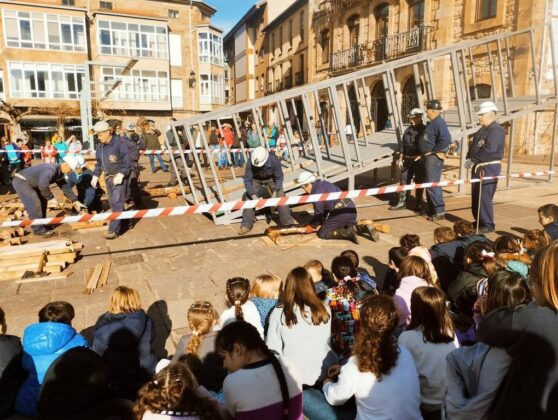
[0,169,553,228]
[0,146,303,155]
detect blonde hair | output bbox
[304,260,324,283]
[251,274,282,299]
[531,242,558,310]
[108,286,142,314]
[186,301,218,355]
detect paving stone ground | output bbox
[1,156,556,358]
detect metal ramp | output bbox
[169,25,558,225]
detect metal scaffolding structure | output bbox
[169,24,558,225]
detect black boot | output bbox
[356,224,379,241]
[389,192,406,210]
[329,226,359,244]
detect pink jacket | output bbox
[393,275,429,327]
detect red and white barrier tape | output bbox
[0,170,553,229]
[0,146,302,155]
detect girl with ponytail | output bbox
[172,302,227,393]
[215,321,303,419]
[219,278,263,337]
[323,294,422,419]
[133,363,223,419]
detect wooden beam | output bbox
[98,260,111,288]
[46,252,76,264]
[86,263,103,293]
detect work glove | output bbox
[464,159,474,169]
[396,158,403,170]
[305,225,317,234]
[113,173,124,186]
[47,198,60,209]
[250,194,258,201]
[91,175,99,188]
[72,201,88,213]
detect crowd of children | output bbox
[1,204,558,420]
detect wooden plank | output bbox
[0,255,44,268]
[70,221,105,231]
[9,237,22,246]
[0,269,30,281]
[0,240,73,258]
[0,263,41,272]
[44,264,62,274]
[84,267,94,287]
[86,263,103,293]
[98,260,111,288]
[16,273,72,284]
[73,242,84,251]
[46,252,76,264]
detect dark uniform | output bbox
[93,136,131,235]
[309,180,357,239]
[418,115,452,216]
[241,153,295,229]
[66,169,103,213]
[121,133,144,208]
[467,120,505,231]
[166,128,191,186]
[12,164,77,235]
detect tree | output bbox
[0,100,36,139]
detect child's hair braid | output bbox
[226,277,250,321]
[186,301,217,355]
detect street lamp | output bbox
[189,70,196,88]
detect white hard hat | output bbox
[251,146,269,167]
[92,120,110,134]
[63,155,84,171]
[476,101,498,115]
[125,122,135,131]
[408,108,424,118]
[296,171,317,185]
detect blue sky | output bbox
[208,0,254,35]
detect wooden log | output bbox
[142,186,180,197]
[98,260,111,288]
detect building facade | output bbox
[0,0,226,143]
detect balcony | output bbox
[331,25,431,73]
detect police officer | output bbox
[91,121,131,240]
[12,157,87,236]
[64,154,103,213]
[465,101,505,234]
[418,99,452,220]
[296,171,379,244]
[390,108,426,211]
[165,118,192,187]
[122,122,144,209]
[239,146,295,235]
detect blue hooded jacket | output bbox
[15,322,87,416]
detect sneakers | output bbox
[35,230,54,237]
[103,231,118,240]
[238,226,252,235]
[478,225,495,234]
[427,213,446,221]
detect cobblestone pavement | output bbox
[1,157,556,358]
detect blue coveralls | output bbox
[417,115,452,215]
[241,154,295,229]
[12,164,77,234]
[93,136,131,235]
[309,180,357,239]
[121,134,144,208]
[467,121,505,230]
[399,123,426,201]
[66,169,103,213]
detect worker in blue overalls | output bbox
[465,101,505,234]
[238,146,295,235]
[12,157,87,236]
[296,171,379,244]
[91,121,131,240]
[64,154,103,214]
[390,108,426,211]
[417,99,452,221]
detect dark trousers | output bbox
[106,177,127,234]
[12,177,48,234]
[422,154,445,215]
[241,179,295,229]
[401,159,424,202]
[471,163,500,230]
[126,170,143,209]
[169,157,188,184]
[318,208,357,239]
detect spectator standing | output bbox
[54,136,69,163]
[246,123,260,148]
[142,122,168,173]
[266,121,279,148]
[16,139,31,169]
[15,302,88,417]
[5,138,21,176]
[92,286,158,400]
[66,135,82,155]
[41,139,58,163]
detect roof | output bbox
[149,0,217,16]
[262,0,307,33]
[223,0,266,44]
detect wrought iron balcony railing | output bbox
[331,25,431,73]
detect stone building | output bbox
[0,0,225,144]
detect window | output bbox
[374,4,389,39]
[408,0,424,28]
[477,0,497,20]
[279,27,283,55]
[2,10,86,52]
[347,14,360,47]
[98,20,168,58]
[8,61,84,99]
[199,73,224,105]
[198,31,223,66]
[320,29,330,64]
[62,0,75,6]
[0,72,4,100]
[171,79,183,108]
[300,11,305,41]
[169,34,182,66]
[100,1,112,11]
[271,33,275,58]
[289,20,293,48]
[100,67,169,102]
[168,10,179,19]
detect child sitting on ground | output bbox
[172,301,227,395]
[304,259,334,300]
[393,256,432,329]
[340,249,377,290]
[219,277,263,337]
[538,204,558,240]
[493,235,530,278]
[382,247,408,296]
[400,234,439,286]
[522,229,550,258]
[430,227,462,291]
[250,274,282,330]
